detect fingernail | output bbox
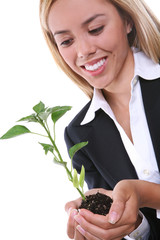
[74,215,81,224]
[67,207,72,215]
[78,209,83,216]
[108,211,118,224]
[76,225,85,236]
[70,209,78,218]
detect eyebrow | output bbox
[82,13,105,26]
[54,13,105,37]
[54,30,70,37]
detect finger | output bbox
[111,189,139,227]
[65,198,82,214]
[74,221,86,240]
[75,213,134,239]
[74,214,109,239]
[108,183,130,224]
[67,209,78,239]
[108,198,125,224]
[76,225,100,240]
[79,205,137,231]
[78,209,111,229]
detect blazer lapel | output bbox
[72,109,138,188]
[140,77,160,171]
[87,110,138,187]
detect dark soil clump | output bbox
[79,192,113,216]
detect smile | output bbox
[81,57,107,76]
[84,58,106,71]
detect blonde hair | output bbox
[39,0,160,99]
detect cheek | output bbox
[101,24,128,51]
[59,48,69,63]
[59,48,76,70]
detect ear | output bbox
[124,16,133,34]
[126,23,133,34]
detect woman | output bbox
[39,0,160,239]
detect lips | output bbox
[81,57,107,76]
[85,58,106,71]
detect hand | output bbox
[65,188,112,239]
[74,209,141,240]
[73,182,142,239]
[65,196,82,239]
[109,180,141,224]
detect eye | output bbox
[60,39,73,47]
[89,26,104,35]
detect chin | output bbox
[93,81,112,90]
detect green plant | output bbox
[0,101,88,200]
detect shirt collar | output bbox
[133,49,160,80]
[81,88,115,125]
[81,49,160,125]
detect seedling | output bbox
[0,101,88,200]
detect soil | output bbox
[79,192,113,216]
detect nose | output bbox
[76,36,96,59]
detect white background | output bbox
[0,1,159,239]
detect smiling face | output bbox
[48,0,133,90]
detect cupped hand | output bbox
[65,196,81,239]
[74,181,142,239]
[65,188,112,239]
[65,183,142,239]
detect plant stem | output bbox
[31,132,48,138]
[45,121,50,134]
[38,117,86,200]
[47,127,86,200]
[53,123,56,142]
[41,121,73,179]
[77,188,85,200]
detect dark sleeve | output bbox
[140,208,160,240]
[64,126,111,190]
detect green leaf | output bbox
[53,158,67,167]
[39,143,54,155]
[79,165,85,189]
[51,106,72,124]
[0,125,31,139]
[33,101,45,114]
[18,114,38,123]
[38,111,50,121]
[73,169,79,188]
[47,106,60,114]
[69,141,88,160]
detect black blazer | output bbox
[65,77,160,240]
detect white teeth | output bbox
[85,58,106,71]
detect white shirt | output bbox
[81,49,160,240]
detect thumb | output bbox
[65,201,77,215]
[65,197,82,215]
[108,191,126,224]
